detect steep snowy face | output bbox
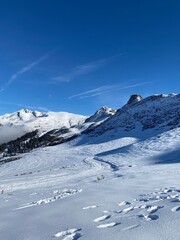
[85,106,116,123]
[93,93,180,135]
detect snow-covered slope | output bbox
[0,124,180,239]
[92,94,180,137]
[0,109,87,144]
[0,106,116,146]
[0,109,46,123]
[1,93,180,155]
[0,93,180,239]
[0,109,87,133]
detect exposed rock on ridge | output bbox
[127,94,143,105]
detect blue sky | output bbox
[0,0,180,115]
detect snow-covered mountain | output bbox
[92,93,180,138]
[0,109,47,123]
[0,93,180,151]
[0,106,115,148]
[0,109,86,141]
[0,93,180,240]
[0,109,84,145]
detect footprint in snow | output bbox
[83,205,99,210]
[171,206,180,212]
[97,222,118,229]
[93,215,111,222]
[170,194,179,199]
[118,201,131,206]
[54,228,81,239]
[102,210,111,213]
[122,224,140,231]
[146,205,163,214]
[15,189,82,210]
[113,210,123,213]
[122,206,134,214]
[145,214,159,221]
[30,192,38,196]
[171,199,180,203]
[138,214,159,221]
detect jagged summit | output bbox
[95,106,116,117]
[127,94,143,105]
[16,109,46,121]
[85,106,116,123]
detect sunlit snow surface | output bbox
[0,110,87,144]
[0,127,180,240]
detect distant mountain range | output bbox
[0,93,179,156]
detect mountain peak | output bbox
[96,106,116,114]
[17,109,39,120]
[19,108,32,113]
[85,106,116,123]
[127,94,143,105]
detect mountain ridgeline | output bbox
[0,93,180,156]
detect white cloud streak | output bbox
[52,55,119,83]
[0,54,48,92]
[68,82,152,99]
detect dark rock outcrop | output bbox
[127,94,143,105]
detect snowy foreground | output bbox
[0,128,180,240]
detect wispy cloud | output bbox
[0,53,49,92]
[68,82,152,99]
[52,55,120,83]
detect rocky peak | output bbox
[127,94,143,105]
[96,106,115,115]
[85,106,116,123]
[15,109,46,121]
